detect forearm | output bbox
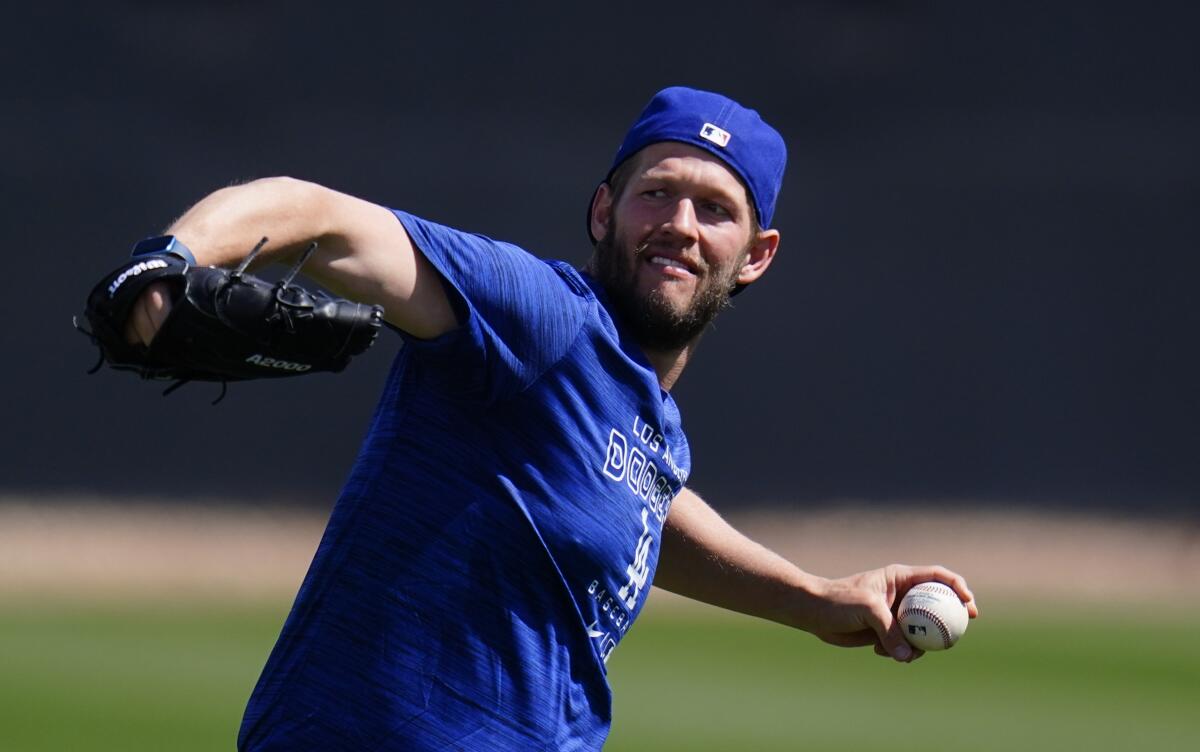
[657,489,979,661]
[656,487,825,631]
[162,177,455,338]
[167,177,341,268]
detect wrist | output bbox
[131,235,197,265]
[778,571,832,633]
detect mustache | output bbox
[631,236,705,274]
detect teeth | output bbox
[650,256,691,272]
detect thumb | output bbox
[869,600,914,662]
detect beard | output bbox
[589,217,745,352]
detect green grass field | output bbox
[2,598,1196,751]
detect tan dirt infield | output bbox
[2,497,1197,610]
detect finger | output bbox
[127,284,172,347]
[131,295,156,347]
[873,641,923,662]
[865,598,913,663]
[929,565,980,618]
[146,283,172,333]
[901,565,980,618]
[124,293,146,345]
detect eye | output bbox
[641,188,668,199]
[701,201,731,218]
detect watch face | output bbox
[130,235,194,265]
[131,236,176,257]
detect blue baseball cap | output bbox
[589,86,787,242]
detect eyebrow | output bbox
[637,169,747,214]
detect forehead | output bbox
[627,142,750,202]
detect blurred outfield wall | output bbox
[3,2,1198,512]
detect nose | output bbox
[663,198,699,241]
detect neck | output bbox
[642,338,699,391]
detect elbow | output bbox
[240,176,339,236]
[206,175,320,206]
[219,175,324,198]
[249,175,311,190]
[243,175,324,201]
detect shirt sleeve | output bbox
[391,210,591,403]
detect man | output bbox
[125,87,977,750]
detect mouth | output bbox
[646,256,697,279]
[637,244,699,280]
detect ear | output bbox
[589,183,614,242]
[736,229,781,286]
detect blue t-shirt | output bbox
[238,211,691,751]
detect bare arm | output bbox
[656,487,979,661]
[125,177,457,345]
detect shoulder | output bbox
[392,209,592,311]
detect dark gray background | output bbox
[4,2,1197,512]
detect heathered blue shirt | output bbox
[238,211,691,751]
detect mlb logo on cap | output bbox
[699,123,731,148]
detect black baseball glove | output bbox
[75,237,384,400]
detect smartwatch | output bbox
[131,235,197,265]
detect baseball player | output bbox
[107,87,977,750]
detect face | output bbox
[588,142,779,351]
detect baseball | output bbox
[897,581,969,651]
